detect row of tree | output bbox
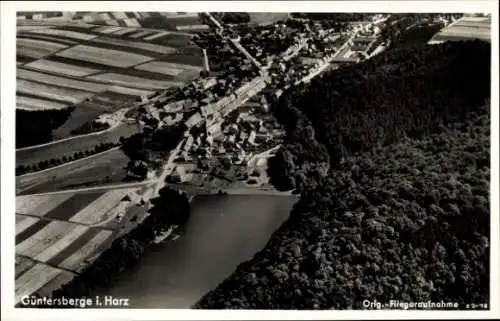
[27,187,191,307]
[15,142,118,176]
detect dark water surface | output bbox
[100,194,298,308]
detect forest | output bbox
[16,107,75,148]
[30,187,191,307]
[196,40,491,309]
[268,40,490,190]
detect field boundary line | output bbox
[17,146,120,176]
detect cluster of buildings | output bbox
[135,13,397,185]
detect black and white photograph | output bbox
[1,1,499,319]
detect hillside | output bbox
[268,40,490,191]
[196,41,491,309]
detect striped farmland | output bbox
[26,28,98,41]
[56,44,154,68]
[16,95,68,110]
[14,188,141,303]
[25,59,101,77]
[90,36,176,54]
[17,69,107,92]
[88,72,183,90]
[17,38,69,59]
[17,79,94,104]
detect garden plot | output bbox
[25,59,101,77]
[17,79,93,104]
[17,68,107,92]
[91,36,176,54]
[16,95,67,110]
[17,38,69,59]
[16,193,74,216]
[88,73,183,90]
[27,28,98,41]
[69,189,136,225]
[135,60,188,76]
[58,229,114,271]
[56,44,154,68]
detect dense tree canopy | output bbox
[196,40,491,309]
[268,40,490,189]
[16,107,75,148]
[196,105,490,309]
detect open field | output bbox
[26,28,98,41]
[129,30,155,39]
[134,60,202,76]
[25,59,101,77]
[16,122,139,166]
[107,85,155,97]
[14,203,121,304]
[19,34,79,46]
[94,26,124,34]
[16,95,68,110]
[56,44,154,68]
[90,36,177,55]
[16,148,131,195]
[88,73,184,90]
[17,79,94,104]
[112,27,138,36]
[14,185,143,302]
[69,189,137,225]
[144,31,171,41]
[16,193,74,215]
[58,229,115,272]
[17,69,106,92]
[51,103,114,139]
[17,38,68,59]
[150,33,194,47]
[15,261,74,305]
[429,16,491,43]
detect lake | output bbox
[99,194,298,308]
